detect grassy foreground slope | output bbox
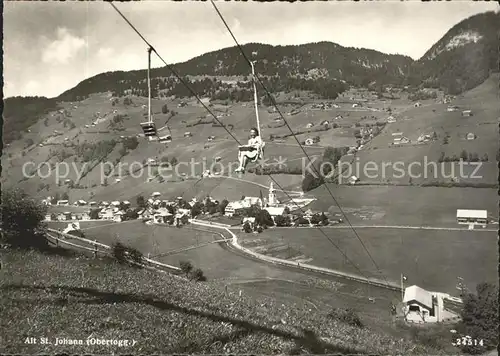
[0,249,437,355]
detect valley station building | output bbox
[456,209,488,226]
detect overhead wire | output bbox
[108,2,387,284]
[109,2,242,146]
[210,0,391,287]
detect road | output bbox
[263,224,497,232]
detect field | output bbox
[60,220,434,337]
[238,227,498,295]
[2,249,439,354]
[351,75,499,185]
[309,185,498,225]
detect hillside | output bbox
[0,248,436,354]
[56,42,411,103]
[410,11,500,94]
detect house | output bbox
[414,102,421,107]
[400,136,410,144]
[447,106,458,112]
[456,209,487,226]
[321,120,330,126]
[45,214,52,221]
[208,136,215,141]
[63,221,81,234]
[113,211,124,222]
[80,212,90,221]
[305,138,315,146]
[159,135,172,143]
[89,201,97,207]
[111,201,121,207]
[100,201,110,207]
[184,132,192,138]
[153,208,173,223]
[334,115,343,120]
[403,285,437,323]
[56,200,69,206]
[77,200,87,206]
[178,101,187,108]
[152,192,161,198]
[352,103,359,108]
[264,206,286,219]
[462,110,472,117]
[122,201,131,207]
[392,132,402,136]
[466,132,476,140]
[306,123,314,129]
[147,158,158,166]
[387,116,396,123]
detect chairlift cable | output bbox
[109,3,242,146]
[210,0,391,288]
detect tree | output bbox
[191,202,203,218]
[481,153,488,162]
[320,212,329,225]
[136,195,146,208]
[1,189,48,249]
[460,149,468,161]
[218,199,229,214]
[170,157,178,166]
[179,260,193,276]
[124,210,138,221]
[458,282,498,354]
[310,213,322,225]
[243,221,252,233]
[443,136,449,144]
[25,138,34,148]
[62,192,69,201]
[190,268,207,281]
[180,215,189,225]
[161,104,169,114]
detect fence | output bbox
[190,220,402,291]
[47,228,181,273]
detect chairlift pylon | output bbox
[140,46,159,140]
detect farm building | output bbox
[393,136,410,145]
[305,138,315,146]
[466,132,476,140]
[447,106,459,112]
[462,110,472,117]
[184,132,192,138]
[159,135,172,142]
[56,200,69,206]
[387,116,396,123]
[306,123,314,128]
[321,120,330,126]
[403,285,437,323]
[414,102,421,107]
[347,176,359,185]
[456,209,487,226]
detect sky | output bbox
[4,1,499,98]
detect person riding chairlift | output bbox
[235,128,264,173]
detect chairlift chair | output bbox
[140,46,161,141]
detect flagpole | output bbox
[401,273,404,302]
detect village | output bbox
[42,182,337,231]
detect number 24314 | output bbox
[453,337,484,347]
